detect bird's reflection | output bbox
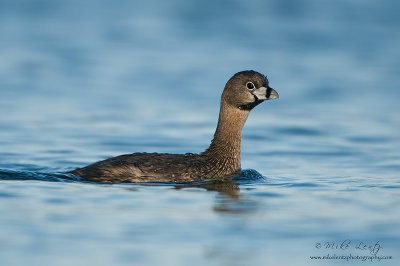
[93,169,263,214]
[173,179,261,214]
[174,179,240,199]
[122,179,254,214]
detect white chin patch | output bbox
[252,87,268,100]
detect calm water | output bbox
[1,0,399,265]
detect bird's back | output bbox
[69,152,204,183]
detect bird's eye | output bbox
[246,82,255,90]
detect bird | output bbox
[68,70,279,183]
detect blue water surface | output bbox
[1,0,399,265]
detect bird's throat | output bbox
[202,102,249,170]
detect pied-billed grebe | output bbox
[69,70,279,183]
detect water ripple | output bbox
[0,169,82,183]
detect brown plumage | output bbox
[69,70,279,183]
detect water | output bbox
[1,0,399,265]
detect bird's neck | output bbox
[202,101,249,172]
